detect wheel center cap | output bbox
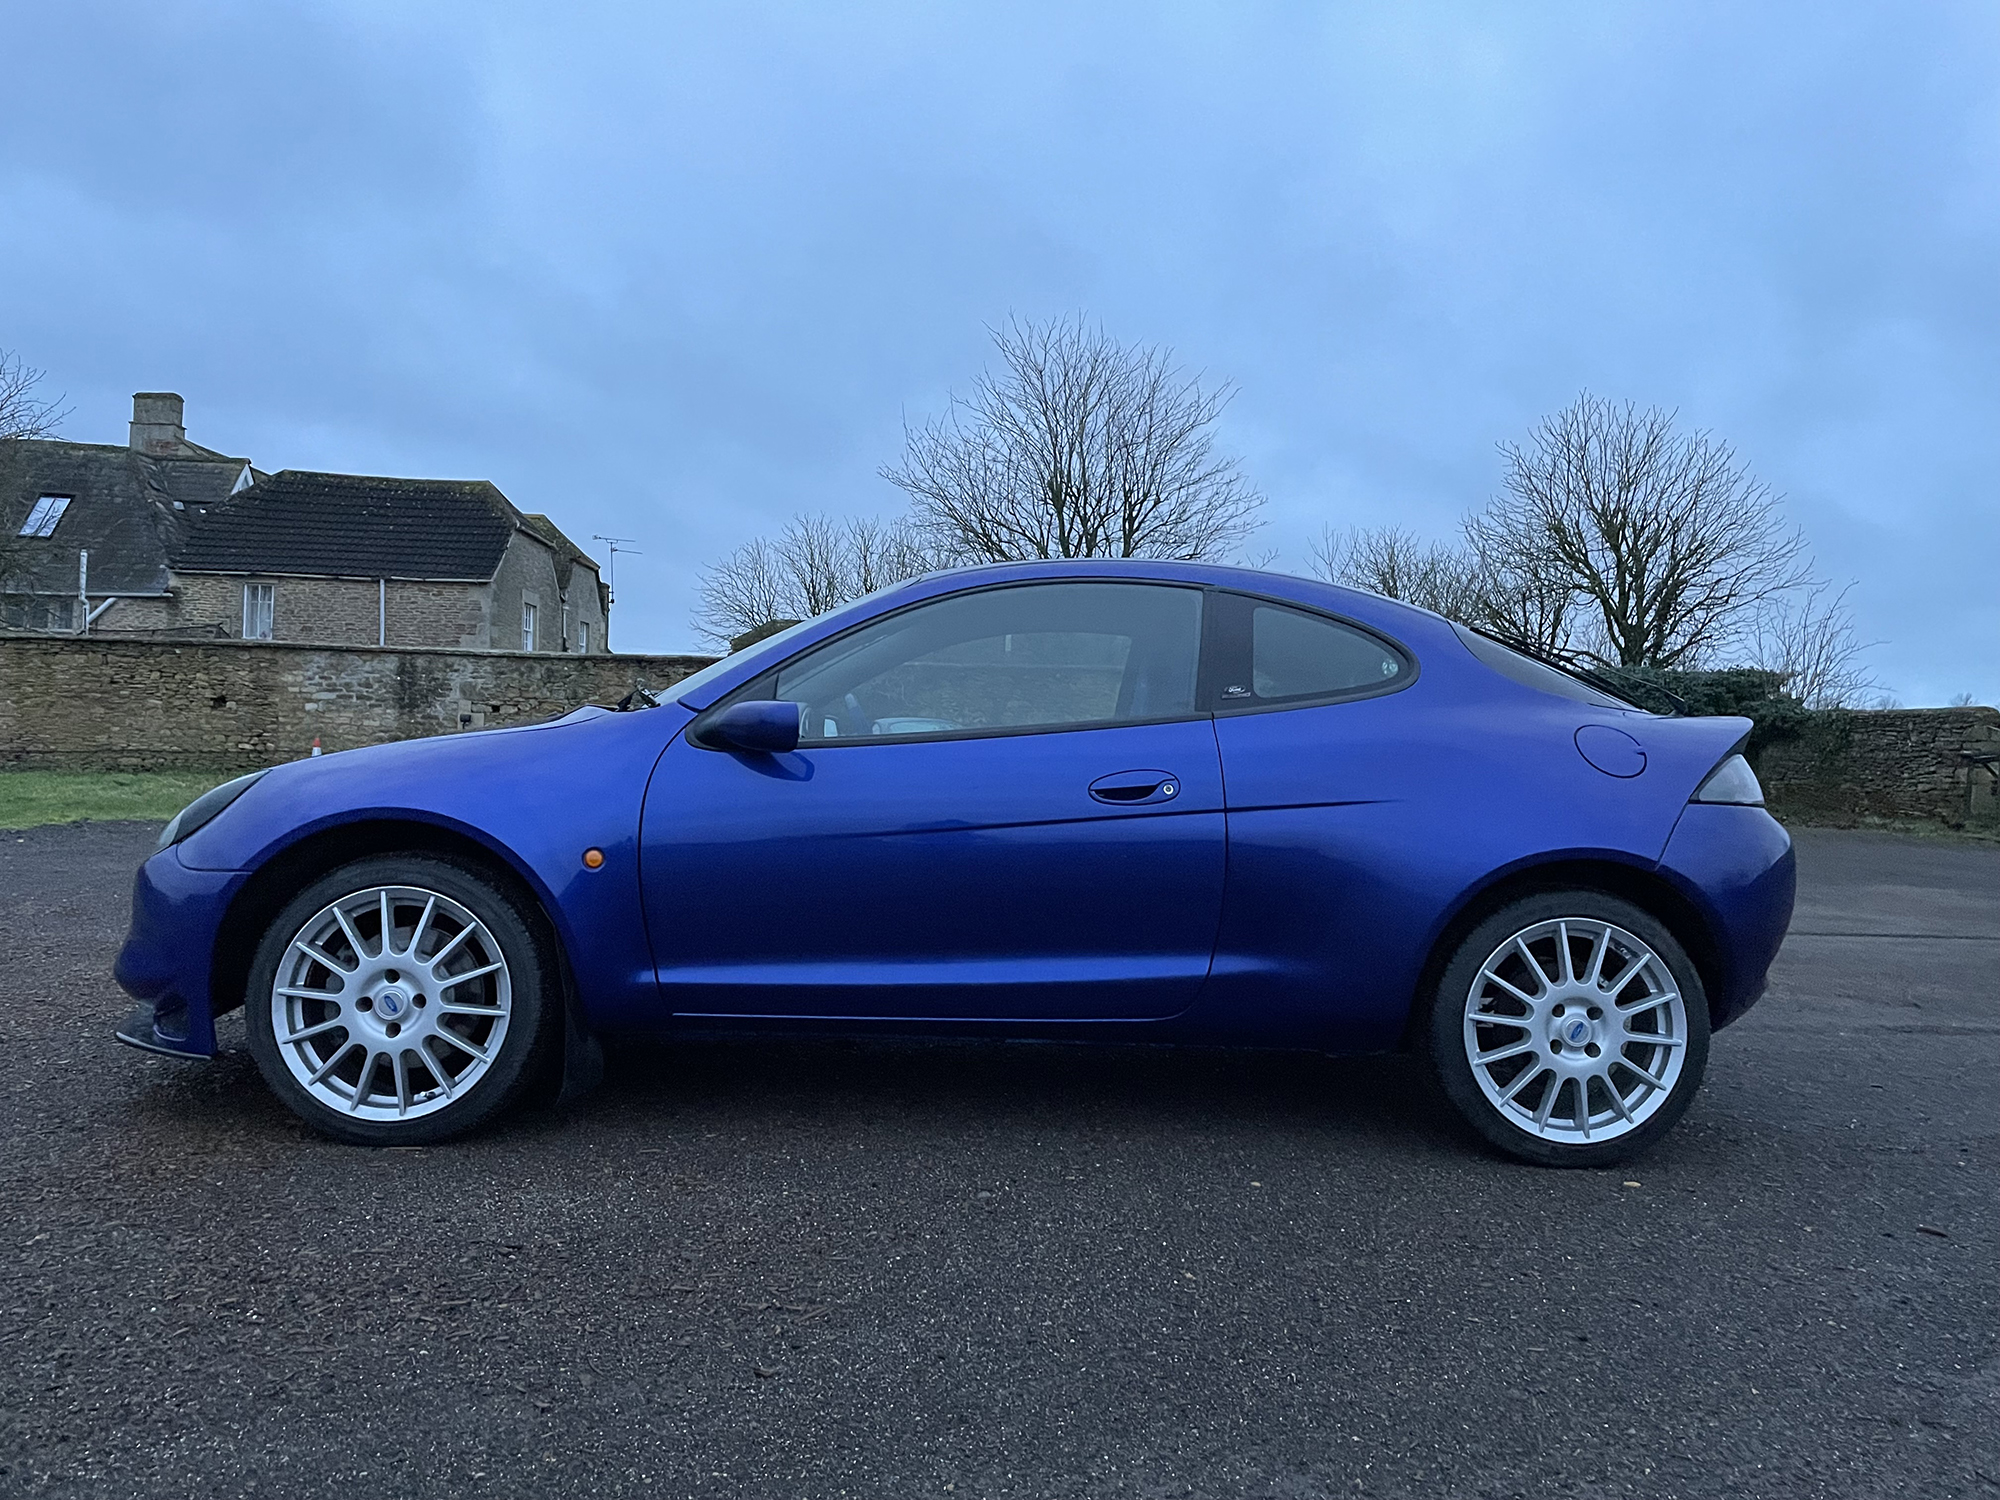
[376,987,408,1019]
[1563,1016,1592,1047]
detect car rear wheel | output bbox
[244,855,557,1145]
[1423,891,1710,1168]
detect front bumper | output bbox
[1658,803,1797,1030]
[115,1001,209,1059]
[111,843,246,1059]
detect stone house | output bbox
[2,393,608,653]
[0,393,256,632]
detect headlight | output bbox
[157,771,269,851]
[1691,753,1764,806]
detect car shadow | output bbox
[115,1023,1467,1159]
[581,1035,1459,1149]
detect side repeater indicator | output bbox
[582,848,606,869]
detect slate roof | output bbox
[172,470,522,581]
[0,439,252,596]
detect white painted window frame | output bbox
[243,583,275,640]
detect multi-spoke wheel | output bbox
[1423,891,1710,1167]
[245,856,556,1144]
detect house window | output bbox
[243,584,275,640]
[522,601,538,652]
[576,622,590,654]
[4,596,75,631]
[17,496,70,537]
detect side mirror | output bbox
[697,699,802,754]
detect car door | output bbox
[639,579,1225,1022]
[1201,590,1428,1051]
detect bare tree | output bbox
[1485,394,1809,668]
[693,512,944,649]
[694,535,789,650]
[0,350,67,442]
[883,316,1263,564]
[1,352,72,595]
[1742,580,1880,709]
[1459,507,1586,653]
[1309,525,1480,618]
[1306,521,1580,652]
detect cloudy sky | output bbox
[3,2,1993,702]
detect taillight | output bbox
[1691,754,1764,806]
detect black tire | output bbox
[1421,890,1711,1168]
[244,854,559,1145]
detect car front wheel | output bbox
[1424,891,1711,1168]
[244,854,557,1145]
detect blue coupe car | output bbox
[114,560,1794,1165]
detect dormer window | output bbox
[17,495,70,537]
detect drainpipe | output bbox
[74,549,121,632]
[378,578,386,647]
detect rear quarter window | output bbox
[1207,592,1413,709]
[1251,605,1406,701]
[1451,623,1629,710]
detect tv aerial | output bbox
[592,535,641,602]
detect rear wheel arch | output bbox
[1405,857,1727,1045]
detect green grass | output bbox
[0,770,244,830]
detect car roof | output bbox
[911,555,1433,613]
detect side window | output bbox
[1251,605,1404,700]
[771,582,1203,742]
[1210,593,1410,707]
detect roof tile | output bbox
[173,470,519,580]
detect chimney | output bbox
[130,392,190,456]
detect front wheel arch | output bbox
[210,820,576,1037]
[244,853,562,1142]
[1403,858,1726,1049]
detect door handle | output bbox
[1088,769,1180,806]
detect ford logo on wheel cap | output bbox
[377,989,405,1018]
[1566,1018,1590,1045]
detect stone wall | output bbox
[387,580,493,652]
[489,531,559,653]
[88,595,180,633]
[1755,707,2000,830]
[564,567,610,655]
[0,634,716,772]
[4,632,1994,828]
[130,573,496,651]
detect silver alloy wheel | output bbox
[268,884,512,1121]
[1461,917,1689,1144]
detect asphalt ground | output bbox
[1,822,1995,1499]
